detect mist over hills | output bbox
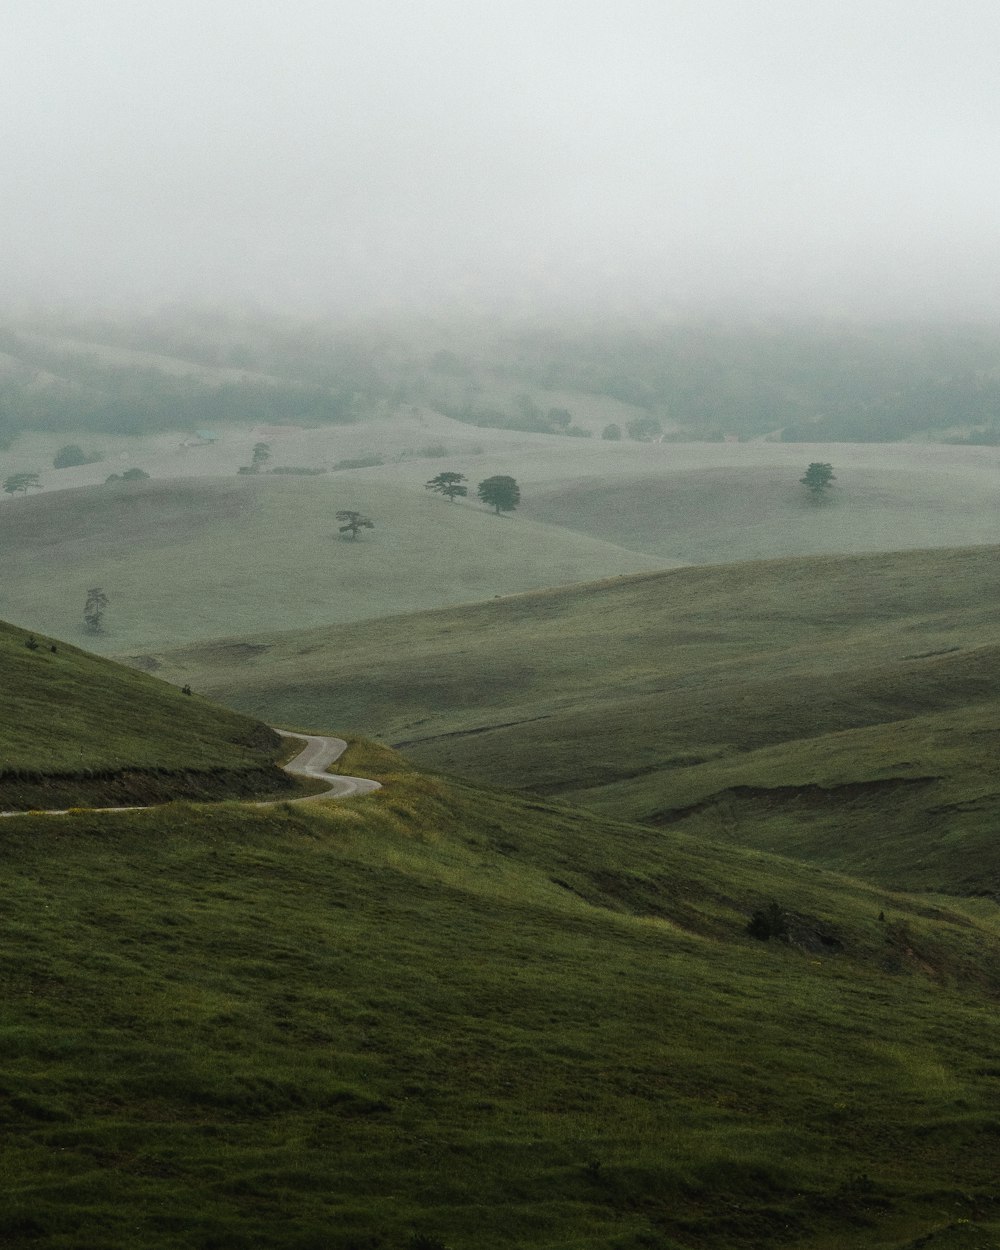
[6,308,1000,1243]
[7,309,1000,446]
[10,0,1000,1239]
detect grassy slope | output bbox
[4,741,1000,1248]
[519,459,1000,563]
[0,475,670,653]
[149,546,1000,894]
[0,618,291,808]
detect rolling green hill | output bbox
[148,545,1000,895]
[0,618,292,809]
[7,436,1000,659]
[0,475,671,653]
[518,458,1000,563]
[4,739,1000,1247]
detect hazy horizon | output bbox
[6,1,1000,320]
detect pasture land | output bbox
[4,739,1000,1247]
[0,474,670,653]
[4,434,1000,655]
[149,545,1000,895]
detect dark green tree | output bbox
[602,423,622,440]
[336,509,375,540]
[3,472,41,496]
[53,444,94,468]
[84,587,109,634]
[747,901,789,942]
[477,475,520,515]
[425,471,467,502]
[626,415,663,442]
[238,442,271,475]
[800,462,835,498]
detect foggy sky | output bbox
[5,0,1000,319]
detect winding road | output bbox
[271,731,382,802]
[0,731,381,818]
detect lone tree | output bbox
[238,443,271,475]
[800,462,835,498]
[336,509,375,540]
[626,415,663,442]
[477,475,520,516]
[3,472,41,496]
[84,587,109,634]
[425,471,467,502]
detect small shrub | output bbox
[627,415,663,442]
[53,444,99,469]
[121,467,149,481]
[332,454,384,471]
[747,901,789,942]
[420,443,448,457]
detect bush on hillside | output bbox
[747,901,789,942]
[53,444,99,468]
[333,454,383,470]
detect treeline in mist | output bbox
[4,311,1000,445]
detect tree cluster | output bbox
[425,471,521,515]
[53,444,100,469]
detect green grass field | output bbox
[4,739,1000,1248]
[11,317,1000,1247]
[518,458,1000,563]
[6,420,1000,660]
[0,475,670,653]
[0,617,293,809]
[148,545,1000,896]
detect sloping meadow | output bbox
[3,741,1000,1247]
[0,619,292,808]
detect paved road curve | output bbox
[272,731,382,801]
[0,730,381,817]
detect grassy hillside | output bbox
[4,740,1000,1247]
[0,618,292,809]
[9,434,1000,657]
[519,457,1000,563]
[149,546,1000,894]
[0,475,670,653]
